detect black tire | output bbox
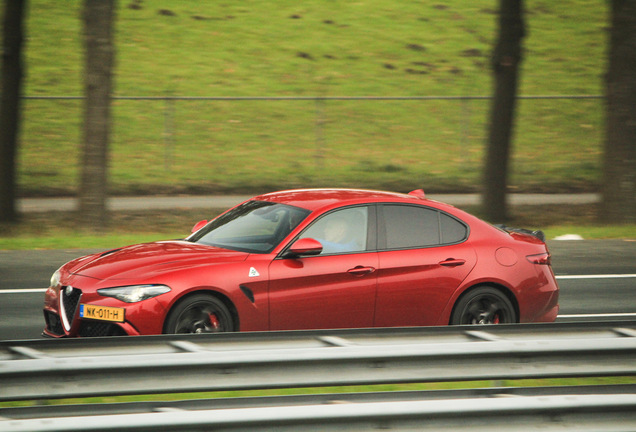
[450,286,517,325]
[164,294,234,334]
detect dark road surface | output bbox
[1,240,634,341]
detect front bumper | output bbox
[43,308,131,337]
[42,283,165,338]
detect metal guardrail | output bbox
[1,322,635,431]
[1,321,635,402]
[2,386,635,432]
[2,384,633,420]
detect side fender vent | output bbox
[240,285,255,303]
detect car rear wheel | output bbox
[450,286,516,325]
[164,294,234,334]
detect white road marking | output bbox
[558,313,636,319]
[556,274,636,280]
[1,288,47,294]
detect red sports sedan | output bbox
[43,189,559,337]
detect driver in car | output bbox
[314,216,359,254]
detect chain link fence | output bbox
[20,95,604,195]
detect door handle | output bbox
[439,258,466,267]
[347,266,376,276]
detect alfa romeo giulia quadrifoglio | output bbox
[43,189,559,337]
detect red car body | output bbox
[43,189,559,338]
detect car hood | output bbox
[68,241,250,281]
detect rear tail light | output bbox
[526,252,551,265]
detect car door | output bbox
[374,204,476,327]
[268,206,378,330]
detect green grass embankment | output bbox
[19,1,606,196]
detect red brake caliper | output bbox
[208,313,220,330]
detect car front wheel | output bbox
[164,294,234,334]
[450,286,517,325]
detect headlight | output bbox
[50,268,62,287]
[97,285,171,303]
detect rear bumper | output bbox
[522,271,560,323]
[532,302,559,323]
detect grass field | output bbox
[14,0,607,196]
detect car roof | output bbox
[252,188,433,212]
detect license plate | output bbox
[80,304,125,323]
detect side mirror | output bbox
[286,238,323,257]
[191,220,208,233]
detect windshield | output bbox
[187,201,311,253]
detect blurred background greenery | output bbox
[18,0,606,197]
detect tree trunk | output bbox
[79,0,116,230]
[482,0,525,223]
[0,0,26,224]
[602,0,636,223]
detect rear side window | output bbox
[381,205,467,249]
[440,212,467,244]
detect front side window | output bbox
[300,207,368,255]
[188,201,310,253]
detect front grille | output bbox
[61,286,82,329]
[44,311,64,336]
[78,321,127,337]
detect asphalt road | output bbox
[0,240,634,341]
